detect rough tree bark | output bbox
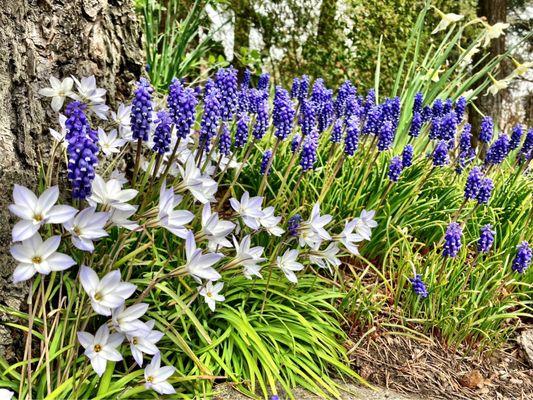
[0,0,144,358]
[471,0,508,142]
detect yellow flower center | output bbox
[73,226,82,236]
[94,292,103,301]
[146,375,154,383]
[33,214,43,222]
[132,338,138,345]
[32,256,42,264]
[94,344,102,353]
[206,292,212,298]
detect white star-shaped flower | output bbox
[231,235,265,279]
[77,324,123,377]
[98,128,126,156]
[199,281,225,311]
[183,230,222,283]
[333,219,365,255]
[309,242,342,271]
[111,303,149,334]
[144,353,176,395]
[229,191,264,230]
[111,103,132,140]
[63,207,109,252]
[276,249,304,284]
[157,182,194,238]
[200,203,235,251]
[88,175,138,212]
[298,203,332,248]
[10,234,76,283]
[72,76,107,105]
[127,320,164,366]
[39,76,74,111]
[259,206,284,236]
[177,158,218,204]
[49,114,68,148]
[9,185,77,242]
[79,265,136,316]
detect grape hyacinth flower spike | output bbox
[402,144,413,168]
[478,224,495,253]
[479,116,494,144]
[512,242,532,274]
[130,78,153,142]
[388,156,403,182]
[443,222,462,258]
[409,274,428,298]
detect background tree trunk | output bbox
[0,0,143,358]
[470,0,508,145]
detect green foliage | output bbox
[138,0,226,90]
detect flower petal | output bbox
[12,220,40,242]
[47,205,78,224]
[12,264,36,283]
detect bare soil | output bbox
[349,332,533,400]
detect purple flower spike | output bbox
[377,120,395,151]
[520,128,533,157]
[512,242,532,274]
[152,110,172,155]
[413,92,424,115]
[464,166,483,200]
[250,89,269,140]
[298,98,316,137]
[273,87,295,141]
[476,177,494,205]
[219,123,231,156]
[288,214,302,236]
[65,102,99,199]
[261,149,273,175]
[443,222,462,258]
[298,75,310,101]
[409,274,428,298]
[290,77,300,99]
[300,129,319,171]
[199,89,221,151]
[402,144,414,168]
[257,73,270,91]
[454,96,467,123]
[509,125,523,150]
[432,140,449,167]
[130,78,153,142]
[168,78,198,139]
[215,67,239,121]
[388,156,403,182]
[479,116,494,144]
[409,112,423,138]
[234,113,250,148]
[478,224,495,253]
[331,119,343,143]
[344,116,360,156]
[486,134,510,165]
[439,112,457,142]
[432,99,444,118]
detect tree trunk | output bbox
[471,0,507,144]
[0,0,143,358]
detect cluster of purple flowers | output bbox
[130,78,153,142]
[478,224,495,253]
[152,111,172,155]
[168,78,198,139]
[344,116,360,156]
[234,114,250,148]
[485,134,510,165]
[388,156,403,182]
[199,90,221,150]
[261,149,273,175]
[65,102,99,199]
[300,130,319,171]
[443,222,462,258]
[218,123,232,156]
[512,242,532,274]
[409,275,428,298]
[273,87,296,141]
[288,214,302,236]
